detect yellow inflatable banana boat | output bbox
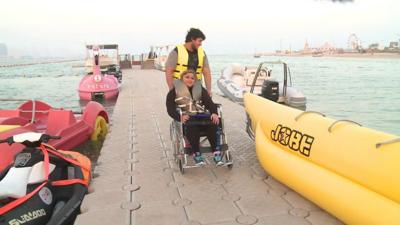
[244,93,400,225]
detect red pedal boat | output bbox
[0,100,108,173]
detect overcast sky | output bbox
[0,0,399,57]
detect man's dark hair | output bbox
[185,28,206,43]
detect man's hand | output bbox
[208,89,212,97]
[181,114,190,124]
[210,113,219,125]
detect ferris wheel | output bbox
[348,33,361,50]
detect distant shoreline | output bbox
[323,53,400,59]
[259,52,400,59]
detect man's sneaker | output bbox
[213,151,224,166]
[193,153,205,166]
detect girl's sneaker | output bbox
[213,151,224,166]
[193,153,205,166]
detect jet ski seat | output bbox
[0,162,55,199]
[0,167,32,199]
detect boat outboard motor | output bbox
[261,80,279,102]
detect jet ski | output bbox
[0,132,91,225]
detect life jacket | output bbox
[174,79,204,115]
[173,44,205,80]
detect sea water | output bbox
[1,55,399,136]
[210,55,400,135]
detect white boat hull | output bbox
[217,63,307,109]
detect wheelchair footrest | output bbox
[184,144,229,155]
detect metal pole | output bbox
[31,99,36,123]
[283,63,287,97]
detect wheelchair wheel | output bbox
[170,122,180,163]
[169,122,174,140]
[170,123,176,157]
[178,158,184,174]
[225,151,233,169]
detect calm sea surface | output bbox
[211,55,400,135]
[1,55,399,138]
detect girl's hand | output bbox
[181,114,190,124]
[210,113,219,125]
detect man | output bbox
[165,28,212,96]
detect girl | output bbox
[166,70,222,165]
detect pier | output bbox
[74,67,342,225]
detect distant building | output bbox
[384,41,399,52]
[0,43,7,57]
[369,43,379,50]
[389,42,399,48]
[301,41,337,55]
[336,48,345,54]
[368,43,380,52]
[318,42,336,54]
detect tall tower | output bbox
[304,39,310,50]
[0,43,7,57]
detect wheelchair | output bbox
[170,104,233,174]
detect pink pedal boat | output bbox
[78,45,120,100]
